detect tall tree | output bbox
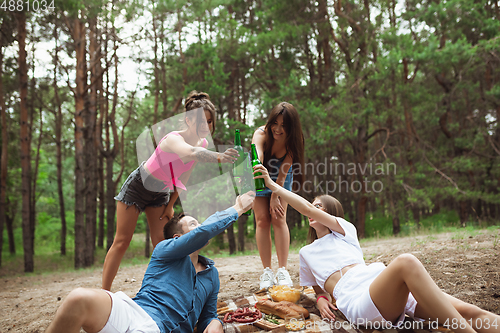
[0,16,8,266]
[69,13,87,269]
[96,19,131,251]
[17,10,34,272]
[84,16,99,267]
[51,20,68,255]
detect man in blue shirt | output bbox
[45,192,255,333]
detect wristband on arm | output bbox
[317,295,328,303]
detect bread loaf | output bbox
[255,299,309,319]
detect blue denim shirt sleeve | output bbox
[197,271,221,331]
[154,207,239,261]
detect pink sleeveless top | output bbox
[144,132,208,191]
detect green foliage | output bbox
[2,0,500,274]
[364,210,466,239]
[289,225,309,248]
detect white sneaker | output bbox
[259,267,276,290]
[276,267,293,287]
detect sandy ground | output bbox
[0,229,499,332]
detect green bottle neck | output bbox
[251,144,258,160]
[234,130,242,146]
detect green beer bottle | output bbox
[233,130,246,178]
[251,143,266,191]
[233,130,251,215]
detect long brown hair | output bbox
[307,195,345,244]
[184,90,216,136]
[263,102,304,188]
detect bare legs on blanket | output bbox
[369,254,500,333]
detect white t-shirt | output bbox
[299,217,364,291]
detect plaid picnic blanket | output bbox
[217,287,340,333]
[216,287,452,333]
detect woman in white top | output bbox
[253,164,500,333]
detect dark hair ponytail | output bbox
[183,91,216,135]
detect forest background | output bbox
[0,0,499,275]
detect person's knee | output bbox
[458,302,485,321]
[392,253,423,274]
[109,236,132,253]
[63,288,92,312]
[255,214,271,228]
[270,215,287,228]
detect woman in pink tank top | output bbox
[102,91,239,291]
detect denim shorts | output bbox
[256,159,293,197]
[114,163,171,212]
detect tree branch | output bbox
[422,153,466,195]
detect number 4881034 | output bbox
[1,0,55,12]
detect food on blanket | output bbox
[264,314,281,325]
[217,306,233,315]
[302,287,314,294]
[269,285,302,303]
[254,288,268,297]
[234,296,251,307]
[217,300,228,308]
[285,320,305,331]
[223,307,262,324]
[253,318,285,331]
[255,299,309,319]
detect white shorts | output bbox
[98,291,160,333]
[332,263,419,329]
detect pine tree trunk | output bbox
[459,200,468,227]
[98,151,105,248]
[354,137,368,238]
[343,188,354,221]
[237,215,247,252]
[0,21,6,267]
[160,18,168,118]
[73,16,87,269]
[286,206,301,230]
[31,105,43,261]
[29,47,38,263]
[145,224,151,258]
[146,15,160,258]
[227,225,236,255]
[106,155,116,250]
[53,24,67,256]
[388,191,400,235]
[18,11,34,273]
[84,17,99,267]
[488,202,497,219]
[97,39,105,249]
[6,212,15,254]
[412,206,420,228]
[356,196,367,238]
[98,35,123,252]
[474,199,482,220]
[0,34,6,266]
